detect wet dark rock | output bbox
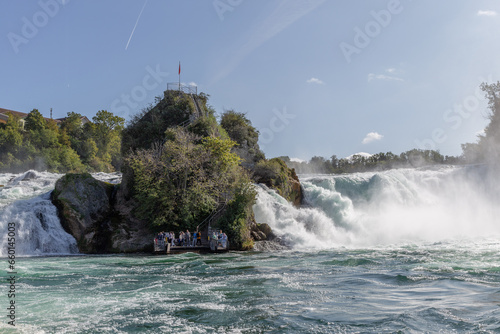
[21,171,38,181]
[51,173,152,254]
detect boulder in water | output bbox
[250,222,276,242]
[253,238,290,251]
[51,173,153,253]
[257,223,274,238]
[51,173,113,253]
[21,171,38,181]
[251,230,267,241]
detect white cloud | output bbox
[290,157,306,163]
[306,77,325,85]
[188,82,197,86]
[368,73,403,82]
[362,132,384,144]
[368,67,404,82]
[477,10,497,16]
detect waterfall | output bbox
[253,165,500,248]
[0,170,121,256]
[0,170,78,256]
[0,193,79,256]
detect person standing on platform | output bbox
[192,231,197,247]
[197,230,202,246]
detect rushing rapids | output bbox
[254,165,500,248]
[0,170,121,256]
[1,167,500,332]
[1,165,499,256]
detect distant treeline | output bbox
[0,109,124,173]
[277,149,462,174]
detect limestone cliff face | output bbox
[51,173,151,254]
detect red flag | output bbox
[178,62,181,75]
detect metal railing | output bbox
[190,94,204,118]
[196,203,227,232]
[167,83,197,94]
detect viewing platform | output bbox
[153,228,229,255]
[167,82,197,94]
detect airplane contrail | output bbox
[125,0,148,50]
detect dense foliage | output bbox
[121,92,258,249]
[121,91,211,154]
[0,109,124,173]
[461,81,500,163]
[220,110,265,166]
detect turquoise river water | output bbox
[1,167,500,333]
[2,242,500,333]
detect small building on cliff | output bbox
[0,107,90,129]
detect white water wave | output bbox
[254,165,500,249]
[0,192,78,256]
[0,170,122,256]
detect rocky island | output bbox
[51,87,302,253]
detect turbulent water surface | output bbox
[1,167,499,333]
[2,244,500,333]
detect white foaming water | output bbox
[0,170,62,209]
[254,165,500,249]
[0,170,122,256]
[0,193,79,256]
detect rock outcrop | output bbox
[51,173,151,254]
[252,158,303,207]
[250,158,304,245]
[250,222,275,241]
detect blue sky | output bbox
[1,0,500,160]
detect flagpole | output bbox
[178,61,181,93]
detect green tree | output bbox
[479,81,500,161]
[24,109,46,131]
[202,136,240,172]
[89,110,125,170]
[29,128,60,150]
[60,112,84,155]
[220,110,264,165]
[0,114,23,148]
[60,112,83,139]
[0,114,28,171]
[220,110,258,146]
[79,138,99,163]
[93,110,125,132]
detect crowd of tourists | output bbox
[211,230,228,248]
[154,229,228,248]
[155,230,202,247]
